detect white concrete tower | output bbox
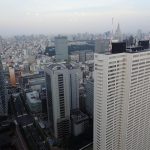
[94,49,150,150]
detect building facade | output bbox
[45,64,71,139]
[94,50,150,150]
[0,56,7,116]
[45,63,81,139]
[84,79,94,118]
[55,36,68,62]
[69,68,80,110]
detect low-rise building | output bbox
[71,109,89,136]
[26,91,42,113]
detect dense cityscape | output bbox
[1,25,150,150]
[1,0,150,150]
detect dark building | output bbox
[138,40,149,49]
[0,56,7,116]
[111,42,126,54]
[126,46,144,53]
[39,88,47,114]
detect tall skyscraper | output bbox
[45,63,80,139]
[0,56,7,116]
[94,48,150,150]
[55,36,68,62]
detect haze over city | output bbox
[0,0,150,36]
[1,0,150,150]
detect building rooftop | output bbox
[47,62,79,71]
[126,46,149,53]
[71,109,89,124]
[26,91,41,104]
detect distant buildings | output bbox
[94,44,150,149]
[55,36,68,62]
[136,29,143,41]
[79,51,86,63]
[95,39,109,54]
[8,67,16,86]
[114,23,122,41]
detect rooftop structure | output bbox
[71,109,89,136]
[26,91,42,113]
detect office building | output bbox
[55,36,68,62]
[84,79,94,118]
[0,56,7,116]
[94,48,150,150]
[79,51,86,63]
[45,63,81,138]
[69,66,80,110]
[45,63,71,139]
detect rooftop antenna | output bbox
[108,17,114,53]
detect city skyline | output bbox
[0,0,150,36]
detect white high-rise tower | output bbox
[94,48,150,150]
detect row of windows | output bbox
[109,55,126,59]
[133,52,150,58]
[58,74,65,118]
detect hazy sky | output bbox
[0,0,150,36]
